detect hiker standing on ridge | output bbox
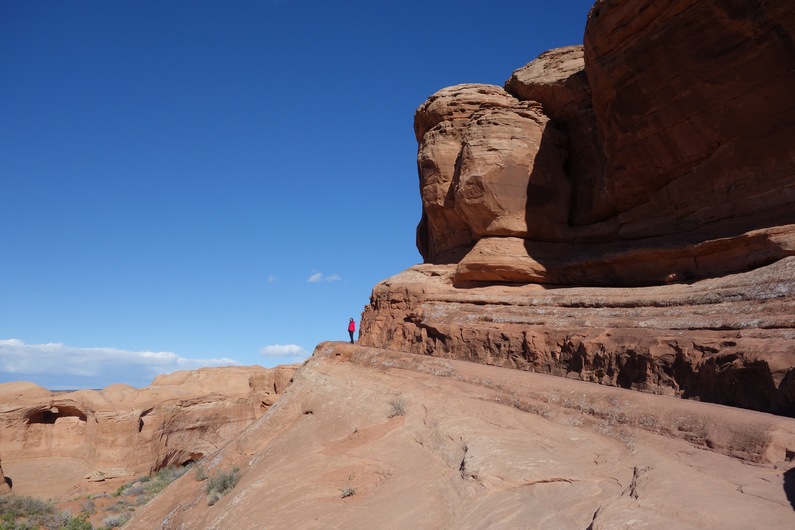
[348,318,356,344]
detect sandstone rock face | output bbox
[124,345,795,529]
[414,0,795,285]
[583,0,795,241]
[0,365,296,497]
[360,0,795,416]
[361,258,795,416]
[415,84,573,263]
[506,45,611,226]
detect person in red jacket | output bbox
[348,318,356,344]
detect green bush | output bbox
[138,465,189,497]
[204,466,240,506]
[111,483,127,497]
[0,495,54,518]
[62,514,93,530]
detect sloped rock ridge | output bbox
[362,0,795,415]
[124,345,795,529]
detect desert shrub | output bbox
[195,466,208,481]
[0,495,54,517]
[111,483,128,497]
[132,494,150,507]
[61,514,93,530]
[0,513,14,528]
[340,485,355,498]
[388,395,407,418]
[102,513,130,528]
[123,483,146,497]
[204,466,240,506]
[38,512,71,530]
[139,465,190,497]
[79,498,96,515]
[106,497,130,514]
[155,465,189,484]
[339,474,356,498]
[0,495,88,530]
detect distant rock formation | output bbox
[362,0,795,415]
[0,365,296,496]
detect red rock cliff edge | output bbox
[361,0,795,415]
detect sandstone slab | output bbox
[124,344,795,529]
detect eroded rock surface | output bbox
[362,0,795,416]
[0,365,296,497]
[414,0,795,285]
[124,344,795,529]
[361,258,795,415]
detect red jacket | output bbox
[348,320,356,332]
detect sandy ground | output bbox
[2,457,92,499]
[123,342,795,529]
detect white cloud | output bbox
[267,275,277,283]
[307,272,341,283]
[0,338,240,389]
[259,344,308,358]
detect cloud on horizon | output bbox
[259,343,308,358]
[0,338,240,390]
[307,272,341,283]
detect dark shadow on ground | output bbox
[784,467,795,510]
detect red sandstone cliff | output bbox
[100,3,795,527]
[415,0,795,285]
[361,0,795,415]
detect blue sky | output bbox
[0,0,595,390]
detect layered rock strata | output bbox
[360,258,795,415]
[0,365,296,495]
[362,0,795,415]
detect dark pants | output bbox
[348,330,354,343]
